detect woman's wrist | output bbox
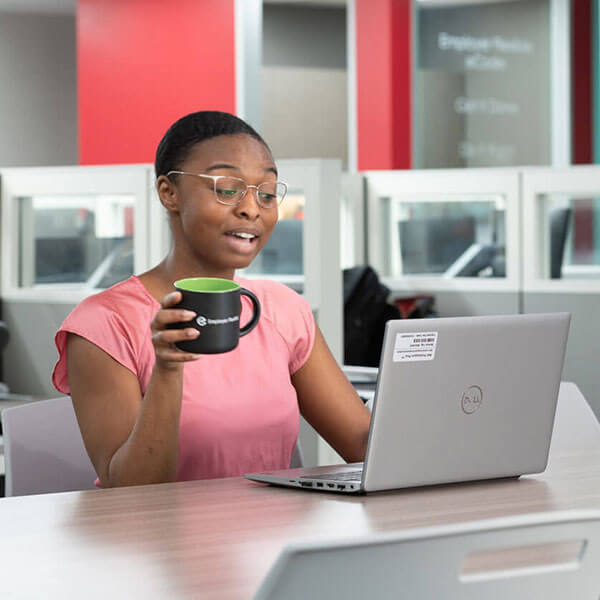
[153,359,185,375]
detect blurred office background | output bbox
[1,0,599,466]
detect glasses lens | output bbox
[257,182,287,208]
[214,177,246,205]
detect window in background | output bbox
[538,194,600,280]
[378,195,506,279]
[18,195,134,289]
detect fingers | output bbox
[161,290,183,309]
[152,291,201,364]
[153,327,198,346]
[153,308,197,328]
[153,327,201,363]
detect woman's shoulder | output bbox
[74,275,157,320]
[53,276,155,393]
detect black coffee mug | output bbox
[170,277,260,354]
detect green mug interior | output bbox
[175,277,240,293]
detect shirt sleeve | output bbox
[258,281,316,375]
[287,293,316,374]
[52,294,140,394]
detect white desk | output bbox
[0,383,597,598]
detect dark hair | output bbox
[154,111,270,178]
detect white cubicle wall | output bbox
[0,165,152,397]
[363,165,600,419]
[4,162,600,461]
[365,168,522,317]
[521,165,600,418]
[0,160,345,467]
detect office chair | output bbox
[1,396,97,496]
[254,510,600,599]
[289,440,304,468]
[550,207,572,279]
[0,320,10,395]
[2,396,305,495]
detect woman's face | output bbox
[161,134,280,274]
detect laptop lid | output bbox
[362,313,570,492]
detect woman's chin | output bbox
[230,256,258,271]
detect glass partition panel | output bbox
[18,194,135,289]
[414,0,552,169]
[537,194,600,280]
[375,194,506,279]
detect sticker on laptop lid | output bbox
[393,332,438,362]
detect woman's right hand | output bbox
[150,291,201,370]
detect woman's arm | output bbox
[291,326,371,463]
[66,292,200,487]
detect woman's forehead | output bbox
[183,134,274,170]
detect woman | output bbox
[52,111,370,487]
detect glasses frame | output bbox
[165,171,287,209]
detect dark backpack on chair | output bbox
[343,266,402,367]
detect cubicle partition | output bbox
[2,163,600,465]
[521,166,600,420]
[0,165,152,397]
[364,165,600,418]
[365,168,522,316]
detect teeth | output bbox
[231,232,256,239]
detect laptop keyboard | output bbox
[300,470,363,482]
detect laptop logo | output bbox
[461,385,483,414]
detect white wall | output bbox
[0,12,77,167]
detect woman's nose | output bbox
[235,187,261,218]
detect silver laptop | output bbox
[245,313,571,494]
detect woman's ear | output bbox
[156,175,180,213]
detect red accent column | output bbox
[77,0,236,165]
[571,0,593,261]
[355,0,412,170]
[572,0,592,164]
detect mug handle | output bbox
[239,288,261,336]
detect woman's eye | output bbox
[259,192,276,203]
[218,189,238,198]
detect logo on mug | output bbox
[196,315,239,327]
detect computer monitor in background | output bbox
[398,216,476,274]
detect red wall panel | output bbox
[77,0,236,165]
[355,0,412,170]
[572,0,592,164]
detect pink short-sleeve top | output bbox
[52,275,315,481]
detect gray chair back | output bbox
[254,510,600,600]
[289,440,304,468]
[1,396,97,496]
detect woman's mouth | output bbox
[223,231,260,254]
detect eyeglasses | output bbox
[166,171,287,209]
